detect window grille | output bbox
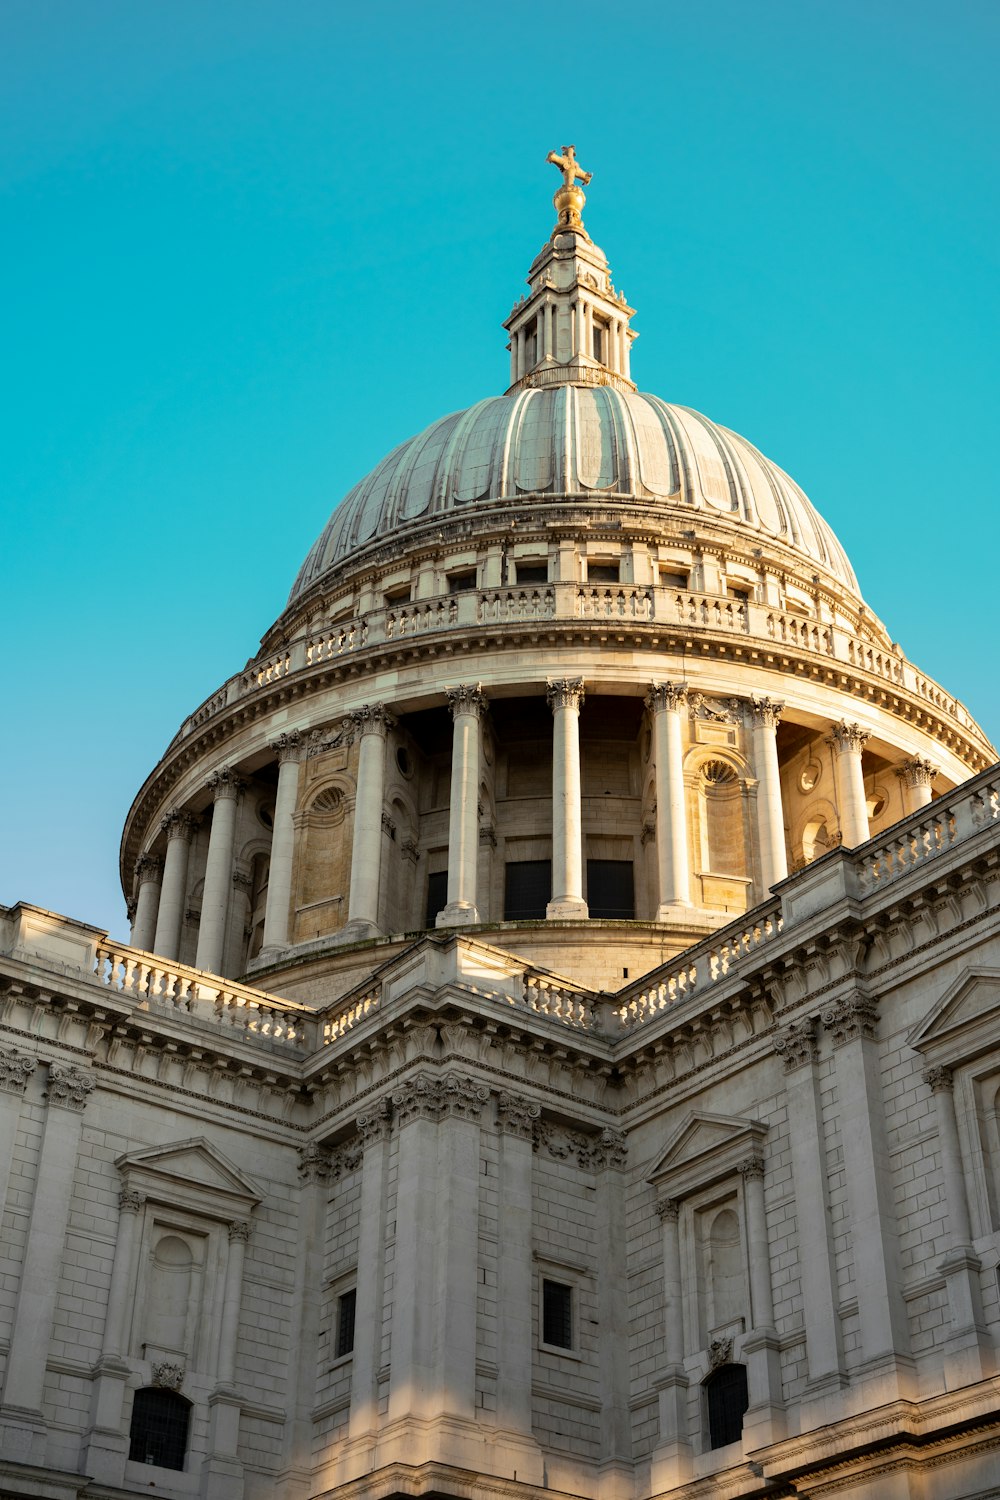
[705,1363,749,1449]
[336,1288,356,1357]
[128,1388,191,1471]
[586,859,635,920]
[542,1279,573,1349]
[504,860,551,920]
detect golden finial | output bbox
[546,144,592,230]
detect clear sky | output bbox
[2,0,998,940]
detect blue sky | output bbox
[2,0,998,939]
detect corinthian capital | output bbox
[820,992,878,1046]
[161,809,197,841]
[496,1090,541,1140]
[0,1047,36,1094]
[45,1063,95,1111]
[134,852,164,886]
[207,767,244,801]
[343,703,396,744]
[645,681,687,713]
[750,696,783,730]
[546,678,585,713]
[829,721,869,756]
[270,730,304,764]
[446,683,487,719]
[772,1017,818,1073]
[897,757,937,790]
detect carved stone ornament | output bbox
[897,756,937,789]
[546,677,585,713]
[582,1127,629,1171]
[228,1220,252,1242]
[820,992,879,1047]
[479,824,498,848]
[232,870,253,894]
[640,820,656,846]
[923,1065,955,1093]
[45,1063,95,1111]
[118,1186,146,1213]
[533,1120,627,1172]
[381,812,397,840]
[446,683,487,719]
[440,1072,492,1120]
[271,729,303,764]
[656,1196,680,1224]
[645,681,687,714]
[151,1360,185,1392]
[161,809,197,841]
[709,1335,734,1369]
[829,721,869,756]
[750,695,783,730]
[342,703,396,745]
[496,1090,542,1140]
[772,1017,818,1073]
[737,1154,765,1182]
[306,724,345,760]
[207,767,244,801]
[297,1142,333,1183]
[400,837,420,864]
[134,852,163,885]
[689,692,741,724]
[356,1096,393,1147]
[0,1047,37,1094]
[391,1073,490,1126]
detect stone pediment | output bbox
[647,1111,767,1201]
[116,1136,263,1218]
[907,967,1000,1066]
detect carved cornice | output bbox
[342,703,396,744]
[820,992,879,1047]
[207,767,244,801]
[496,1090,541,1140]
[829,720,869,756]
[118,1187,146,1213]
[0,1046,36,1094]
[271,730,304,765]
[546,678,585,713]
[645,681,687,714]
[750,695,783,731]
[923,1065,954,1094]
[45,1063,95,1111]
[898,756,937,789]
[161,810,197,842]
[134,853,163,886]
[772,1017,818,1073]
[447,683,487,719]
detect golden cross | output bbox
[546,145,592,190]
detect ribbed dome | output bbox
[290,387,859,603]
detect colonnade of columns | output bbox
[129,684,938,969]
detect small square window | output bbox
[336,1288,357,1358]
[659,569,689,589]
[516,563,548,585]
[448,571,477,594]
[588,562,620,584]
[542,1278,573,1349]
[385,584,411,604]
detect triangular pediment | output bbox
[647,1111,767,1197]
[116,1136,263,1213]
[908,967,1000,1063]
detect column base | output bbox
[436,902,480,927]
[546,897,589,919]
[336,919,381,945]
[0,1405,48,1466]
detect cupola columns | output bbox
[131,854,163,952]
[195,769,243,974]
[342,705,395,942]
[261,733,303,953]
[751,699,789,891]
[898,757,937,814]
[153,811,196,961]
[647,685,693,916]
[438,686,487,927]
[830,723,871,848]
[546,680,588,920]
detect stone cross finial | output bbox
[546,145,592,190]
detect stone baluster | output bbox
[829,721,870,847]
[750,697,788,891]
[343,705,395,941]
[898,757,937,814]
[439,685,486,927]
[495,1093,544,1478]
[195,769,243,974]
[546,679,588,918]
[647,684,691,917]
[131,854,163,952]
[153,811,196,961]
[261,731,303,953]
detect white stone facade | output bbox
[3,166,1000,1500]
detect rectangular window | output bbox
[504,860,551,920]
[588,562,620,584]
[586,859,635,920]
[542,1279,573,1349]
[336,1288,357,1358]
[659,569,689,589]
[425,870,448,926]
[385,584,411,604]
[448,570,477,593]
[592,322,607,363]
[515,562,548,585]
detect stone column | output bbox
[830,722,870,848]
[343,705,394,941]
[821,992,912,1394]
[439,685,486,927]
[203,1219,252,1496]
[195,769,243,974]
[923,1066,992,1383]
[153,811,196,961]
[647,684,691,917]
[750,697,788,891]
[546,679,588,919]
[651,1197,692,1490]
[262,731,303,953]
[773,1019,845,1399]
[494,1093,543,1477]
[898,757,936,813]
[131,854,163,951]
[349,1102,392,1440]
[0,1062,94,1466]
[102,1188,145,1359]
[738,1155,784,1445]
[82,1184,147,1484]
[277,1143,335,1495]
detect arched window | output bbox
[704,1363,749,1449]
[128,1388,191,1471]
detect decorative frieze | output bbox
[820,992,879,1047]
[0,1046,36,1094]
[151,1360,185,1391]
[391,1072,491,1126]
[496,1090,541,1140]
[586,1127,628,1170]
[690,692,741,724]
[446,683,487,719]
[44,1063,95,1111]
[645,681,687,713]
[297,1142,333,1183]
[546,677,585,712]
[772,1017,818,1072]
[923,1065,954,1093]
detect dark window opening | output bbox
[504,860,551,920]
[586,859,635,920]
[336,1288,356,1358]
[588,563,620,584]
[705,1363,749,1449]
[128,1388,191,1471]
[593,322,608,363]
[659,570,689,589]
[542,1278,573,1348]
[448,571,477,594]
[425,870,448,926]
[385,584,411,604]
[516,563,548,584]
